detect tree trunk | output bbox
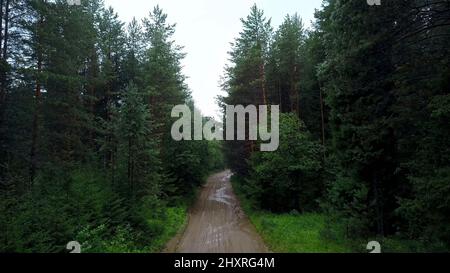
[291,65,299,114]
[29,12,44,187]
[2,0,8,61]
[259,61,267,105]
[30,53,42,187]
[277,78,282,112]
[0,0,8,129]
[0,0,4,56]
[319,88,326,147]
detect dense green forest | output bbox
[0,0,449,253]
[0,0,223,252]
[221,1,449,252]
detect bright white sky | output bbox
[104,0,323,118]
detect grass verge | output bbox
[231,176,352,253]
[231,175,442,253]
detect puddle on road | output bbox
[208,185,234,206]
[208,173,233,206]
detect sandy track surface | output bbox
[165,170,268,253]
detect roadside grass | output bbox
[148,205,189,252]
[231,176,442,253]
[77,204,189,253]
[250,211,352,253]
[231,177,352,253]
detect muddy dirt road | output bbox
[165,170,268,253]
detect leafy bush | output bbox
[245,113,323,212]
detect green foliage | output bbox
[4,168,110,253]
[207,140,225,171]
[316,0,450,246]
[220,4,272,176]
[266,14,304,113]
[0,166,190,253]
[252,213,351,253]
[223,1,450,251]
[0,1,222,253]
[398,168,450,248]
[246,114,323,212]
[1,0,448,253]
[112,83,162,199]
[395,93,450,248]
[232,176,350,253]
[75,205,188,253]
